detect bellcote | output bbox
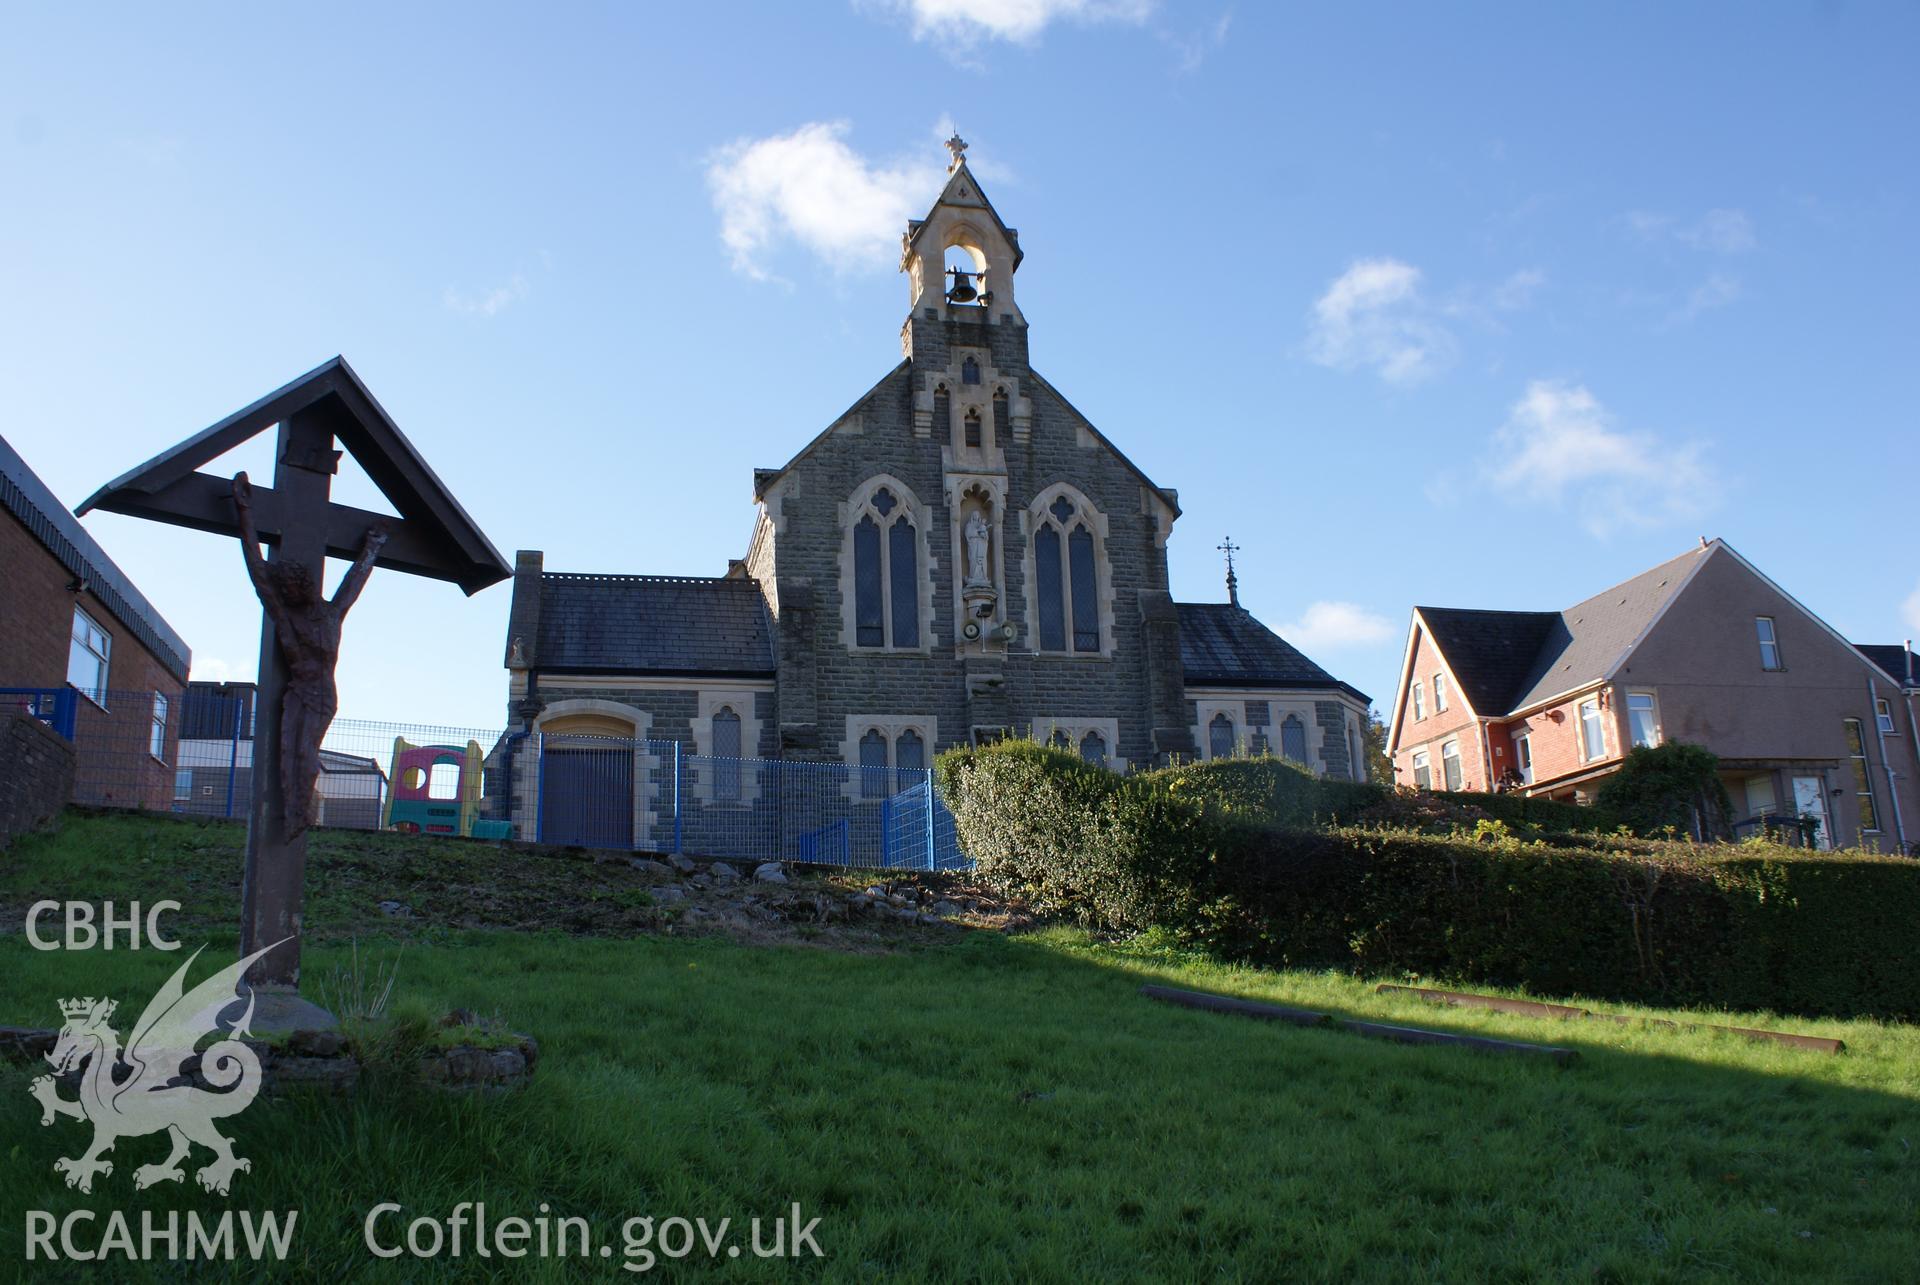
[900,135,1025,325]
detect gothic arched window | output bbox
[849,483,922,650]
[1049,727,1071,751]
[1280,714,1308,765]
[859,728,890,799]
[961,355,981,384]
[1080,731,1107,767]
[1032,491,1103,653]
[992,388,1009,442]
[1209,712,1235,761]
[712,706,742,801]
[964,407,982,449]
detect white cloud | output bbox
[1305,258,1458,384]
[444,274,528,318]
[867,0,1154,47]
[1279,601,1395,651]
[1488,268,1546,311]
[188,656,250,684]
[1487,380,1712,538]
[706,121,946,281]
[1162,10,1231,73]
[1664,272,1743,327]
[1903,583,1920,635]
[1626,207,1756,253]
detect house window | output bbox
[1433,674,1447,713]
[1411,682,1425,722]
[711,706,742,801]
[1579,700,1605,761]
[1627,692,1659,748]
[1743,774,1777,817]
[1080,731,1107,767]
[68,607,111,707]
[1208,712,1235,761]
[1279,714,1308,765]
[1440,740,1463,791]
[1513,732,1533,785]
[849,483,922,649]
[1411,750,1431,789]
[174,768,192,801]
[1033,493,1103,653]
[1756,616,1782,670]
[149,692,169,761]
[1844,718,1880,832]
[1876,698,1896,735]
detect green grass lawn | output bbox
[2,812,1917,1280]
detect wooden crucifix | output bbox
[80,359,510,1001]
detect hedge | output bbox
[937,741,1920,1019]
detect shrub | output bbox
[1598,741,1733,838]
[939,740,1920,1018]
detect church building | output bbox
[499,140,1368,836]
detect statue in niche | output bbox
[964,509,991,587]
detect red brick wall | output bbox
[1491,685,1616,797]
[1391,625,1487,789]
[0,510,184,810]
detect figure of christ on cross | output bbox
[231,470,389,840]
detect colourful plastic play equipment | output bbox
[382,737,501,837]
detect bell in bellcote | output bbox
[946,267,979,304]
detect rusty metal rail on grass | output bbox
[1138,985,1580,1065]
[1374,985,1845,1054]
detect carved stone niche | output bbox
[953,482,999,629]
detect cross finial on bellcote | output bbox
[945,133,968,170]
[1217,536,1241,607]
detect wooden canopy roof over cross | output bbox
[77,356,510,595]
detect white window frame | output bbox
[173,768,193,801]
[68,606,111,709]
[149,691,170,762]
[1626,691,1660,749]
[1875,698,1895,736]
[1440,739,1463,791]
[1578,699,1606,762]
[1512,731,1533,786]
[1411,681,1425,722]
[1410,749,1432,789]
[1756,616,1783,671]
[1432,673,1447,713]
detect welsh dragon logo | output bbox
[29,941,285,1195]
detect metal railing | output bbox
[23,687,966,871]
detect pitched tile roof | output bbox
[0,431,191,682]
[535,574,774,677]
[1415,608,1563,714]
[1417,544,1710,717]
[1857,644,1920,688]
[1177,603,1370,703]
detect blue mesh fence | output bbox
[13,686,966,871]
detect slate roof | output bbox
[0,430,192,682]
[1177,603,1370,703]
[1857,644,1920,688]
[1416,608,1563,715]
[1416,544,1710,717]
[535,574,774,677]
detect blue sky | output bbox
[3,2,1915,731]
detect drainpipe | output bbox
[1477,718,1496,792]
[1871,673,1907,852]
[1904,640,1920,854]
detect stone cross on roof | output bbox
[1217,536,1241,607]
[945,133,968,169]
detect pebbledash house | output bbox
[493,142,1369,848]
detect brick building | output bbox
[1386,539,1920,852]
[1,431,191,810]
[498,143,1368,844]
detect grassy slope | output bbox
[1,813,1916,1282]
